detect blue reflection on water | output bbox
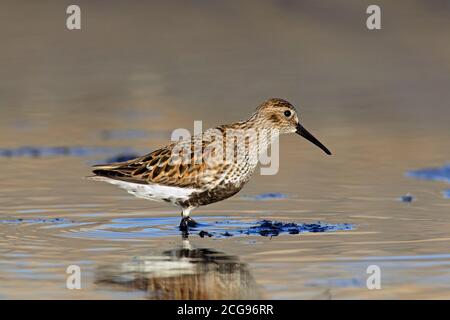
[241,193,288,201]
[407,163,450,183]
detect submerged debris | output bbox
[400,194,414,203]
[407,164,450,183]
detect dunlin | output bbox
[91,98,331,231]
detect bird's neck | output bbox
[219,117,279,165]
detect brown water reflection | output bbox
[96,237,260,299]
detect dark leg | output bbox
[179,216,198,232]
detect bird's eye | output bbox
[284,110,292,117]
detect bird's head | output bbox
[253,98,331,155]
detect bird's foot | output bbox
[179,216,198,232]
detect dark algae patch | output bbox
[241,192,288,201]
[104,153,140,163]
[197,219,352,238]
[444,190,450,199]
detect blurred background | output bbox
[0,0,450,299]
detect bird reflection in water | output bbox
[96,236,261,299]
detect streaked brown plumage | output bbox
[90,98,331,232]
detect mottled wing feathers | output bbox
[92,145,174,185]
[92,138,231,189]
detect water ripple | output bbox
[58,216,353,240]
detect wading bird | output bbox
[90,98,331,232]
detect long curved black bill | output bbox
[296,123,332,155]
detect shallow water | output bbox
[1,1,450,299]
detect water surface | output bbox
[1,0,450,299]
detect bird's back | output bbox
[91,122,260,189]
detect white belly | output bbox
[91,176,199,204]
